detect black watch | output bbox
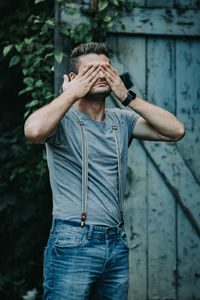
[122,90,136,106]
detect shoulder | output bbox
[106,107,140,123]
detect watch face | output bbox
[129,90,136,98]
[122,90,136,106]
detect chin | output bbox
[88,86,111,98]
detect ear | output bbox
[69,72,76,81]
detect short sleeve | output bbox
[45,120,63,146]
[122,109,140,144]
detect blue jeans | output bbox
[43,218,129,300]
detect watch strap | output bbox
[122,90,136,106]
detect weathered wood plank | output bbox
[142,141,200,237]
[54,1,69,97]
[147,0,174,7]
[126,142,148,300]
[147,160,177,299]
[177,205,200,299]
[176,39,200,183]
[176,38,200,299]
[61,7,200,36]
[112,8,200,36]
[175,0,199,9]
[107,35,148,300]
[146,37,176,113]
[147,38,177,299]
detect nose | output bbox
[98,68,105,78]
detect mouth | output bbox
[94,82,108,86]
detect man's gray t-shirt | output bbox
[45,105,139,227]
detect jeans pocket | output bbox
[54,230,85,249]
[120,231,129,249]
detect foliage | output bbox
[0,0,54,298]
[0,126,52,299]
[3,8,55,119]
[59,0,137,48]
[3,0,137,117]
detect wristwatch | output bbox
[122,90,136,106]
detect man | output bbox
[24,42,185,300]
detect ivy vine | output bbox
[59,0,137,45]
[3,0,136,118]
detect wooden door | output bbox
[55,1,200,298]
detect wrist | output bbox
[62,89,78,103]
[121,90,137,106]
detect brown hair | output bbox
[70,42,110,74]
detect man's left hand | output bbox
[101,64,127,102]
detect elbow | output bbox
[24,123,43,144]
[173,124,186,141]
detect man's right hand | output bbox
[62,64,101,100]
[24,65,101,144]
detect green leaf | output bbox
[9,55,20,67]
[107,21,113,28]
[35,80,43,87]
[24,37,33,45]
[19,89,27,96]
[65,2,77,14]
[15,44,23,52]
[23,77,34,86]
[34,18,40,24]
[41,24,48,34]
[68,7,77,15]
[22,69,28,75]
[125,1,135,11]
[85,34,93,43]
[103,15,112,23]
[45,53,54,59]
[98,0,109,11]
[10,167,26,181]
[35,0,45,4]
[55,52,65,64]
[45,92,53,100]
[113,0,119,6]
[60,28,69,36]
[45,19,54,26]
[120,21,126,30]
[27,99,39,107]
[3,45,13,57]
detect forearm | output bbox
[24,90,76,143]
[101,64,185,141]
[128,97,185,139]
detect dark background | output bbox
[0,0,54,298]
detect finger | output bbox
[101,66,115,82]
[101,67,114,83]
[102,64,117,77]
[84,64,100,79]
[109,64,118,74]
[89,70,103,86]
[86,65,101,82]
[77,64,94,77]
[63,74,69,83]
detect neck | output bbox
[74,97,106,122]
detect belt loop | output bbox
[117,224,121,240]
[51,217,56,233]
[87,225,94,240]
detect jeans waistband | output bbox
[51,218,124,239]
